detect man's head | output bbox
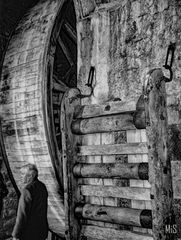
[20,164,38,184]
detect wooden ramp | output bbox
[61,69,176,240]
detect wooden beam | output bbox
[73,162,148,180]
[63,21,77,44]
[57,36,75,66]
[61,88,81,240]
[53,81,68,93]
[144,69,176,240]
[81,225,153,240]
[78,142,148,156]
[62,66,76,84]
[72,113,136,134]
[75,204,152,228]
[80,185,151,201]
[74,101,136,119]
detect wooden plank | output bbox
[73,162,148,179]
[75,204,152,228]
[80,185,151,200]
[78,142,148,156]
[144,69,175,240]
[72,113,136,134]
[74,101,136,119]
[81,225,153,240]
[3,45,44,68]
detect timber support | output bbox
[61,68,176,240]
[144,68,176,240]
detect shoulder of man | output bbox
[26,179,48,195]
[38,179,48,193]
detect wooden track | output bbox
[0,0,77,236]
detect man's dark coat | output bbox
[12,178,48,240]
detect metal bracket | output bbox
[77,66,95,99]
[163,42,176,82]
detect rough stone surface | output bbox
[0,162,18,240]
[108,0,181,125]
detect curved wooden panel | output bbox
[0,0,70,236]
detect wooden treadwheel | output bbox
[0,0,77,236]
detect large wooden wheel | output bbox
[0,0,77,236]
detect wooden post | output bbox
[144,68,176,240]
[61,88,81,240]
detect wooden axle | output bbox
[72,113,136,134]
[73,162,148,180]
[74,101,136,119]
[75,204,152,228]
[71,99,146,135]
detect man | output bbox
[12,164,48,240]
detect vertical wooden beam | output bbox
[61,88,81,240]
[144,69,176,240]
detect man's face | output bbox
[20,167,29,184]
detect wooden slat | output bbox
[75,204,152,228]
[74,101,136,119]
[81,225,153,240]
[80,185,151,201]
[73,162,148,180]
[127,129,150,234]
[78,142,148,156]
[72,113,136,135]
[82,133,105,228]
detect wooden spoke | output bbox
[63,21,77,44]
[62,66,76,84]
[57,36,75,66]
[53,81,68,92]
